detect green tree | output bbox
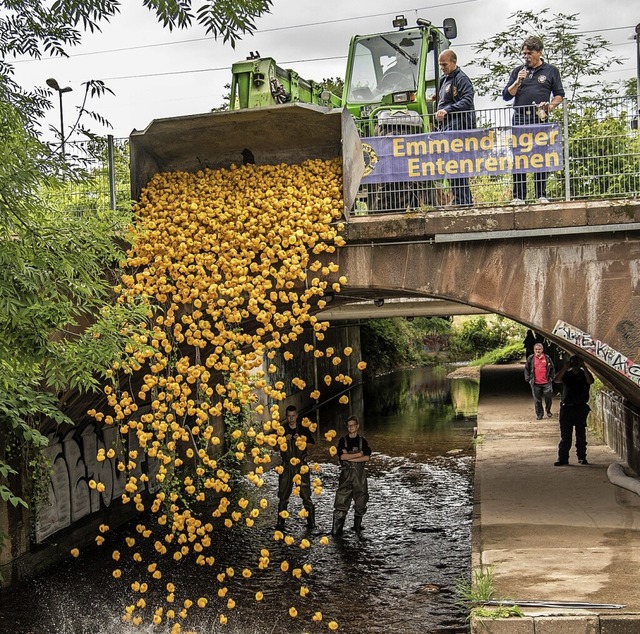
[472,9,624,100]
[361,316,453,374]
[1,1,272,126]
[0,98,151,513]
[361,318,414,374]
[449,317,525,360]
[321,77,345,99]
[0,0,273,522]
[549,104,640,199]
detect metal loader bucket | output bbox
[129,103,364,217]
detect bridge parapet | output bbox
[344,198,640,243]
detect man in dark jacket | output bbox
[502,36,564,203]
[276,405,315,531]
[524,342,555,420]
[553,355,594,466]
[436,49,476,206]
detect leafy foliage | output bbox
[321,77,345,99]
[472,9,624,100]
[361,318,413,373]
[361,317,452,374]
[0,97,150,510]
[469,342,526,367]
[549,102,640,199]
[449,317,525,360]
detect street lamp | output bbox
[46,78,73,157]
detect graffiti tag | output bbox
[553,320,640,387]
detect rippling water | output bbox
[0,366,476,634]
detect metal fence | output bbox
[45,135,131,215]
[354,95,640,212]
[52,96,640,215]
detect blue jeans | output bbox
[450,177,473,206]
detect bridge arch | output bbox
[331,200,640,406]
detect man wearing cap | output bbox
[553,355,594,466]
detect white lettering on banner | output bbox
[553,320,640,387]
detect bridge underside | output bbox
[319,297,488,320]
[330,199,640,406]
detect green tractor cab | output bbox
[342,16,457,136]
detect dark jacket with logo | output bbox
[437,66,477,130]
[502,60,565,123]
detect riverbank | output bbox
[472,364,640,633]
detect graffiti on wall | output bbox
[553,320,640,387]
[34,425,160,543]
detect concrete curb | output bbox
[471,613,640,633]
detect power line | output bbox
[103,56,348,82]
[11,6,638,87]
[13,1,634,64]
[12,1,478,63]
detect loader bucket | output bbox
[129,103,364,217]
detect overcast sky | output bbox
[10,0,639,141]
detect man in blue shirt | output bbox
[503,36,564,204]
[436,49,476,206]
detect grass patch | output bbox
[469,342,524,367]
[456,565,524,620]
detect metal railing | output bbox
[354,95,640,213]
[44,135,131,215]
[49,96,640,215]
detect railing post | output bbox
[563,102,571,202]
[107,134,117,211]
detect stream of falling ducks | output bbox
[80,158,366,633]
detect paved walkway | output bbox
[471,365,640,634]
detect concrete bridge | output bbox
[321,197,640,458]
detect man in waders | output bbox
[276,405,316,531]
[331,415,372,536]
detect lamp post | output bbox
[46,78,72,157]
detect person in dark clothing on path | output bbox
[523,329,537,359]
[276,405,315,531]
[331,415,372,536]
[502,35,565,204]
[553,355,594,466]
[436,49,476,206]
[524,342,555,420]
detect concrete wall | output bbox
[592,388,640,474]
[0,423,160,587]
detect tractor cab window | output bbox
[347,32,423,103]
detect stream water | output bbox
[0,365,478,634]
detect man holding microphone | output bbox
[503,36,565,204]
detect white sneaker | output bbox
[511,198,525,205]
[537,197,550,203]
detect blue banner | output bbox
[361,124,563,183]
